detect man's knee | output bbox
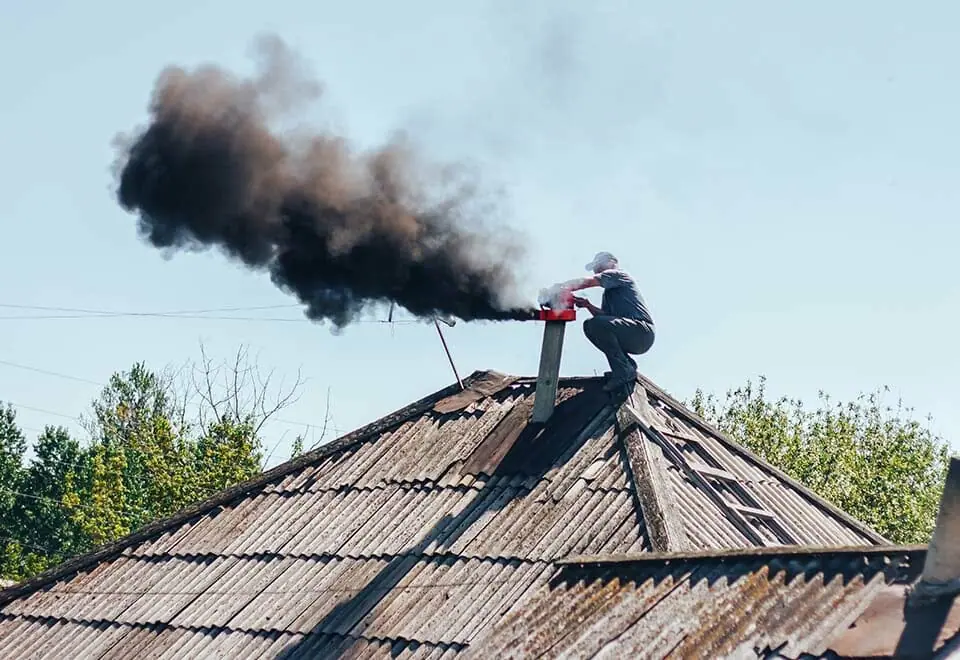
[583,316,610,341]
[582,317,597,337]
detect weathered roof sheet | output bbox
[0,370,887,657]
[464,545,960,659]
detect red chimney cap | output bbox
[537,308,577,322]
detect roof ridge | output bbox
[634,373,890,544]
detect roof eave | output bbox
[560,543,929,567]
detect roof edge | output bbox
[0,370,492,607]
[635,373,891,545]
[560,543,928,567]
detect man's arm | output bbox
[538,275,603,311]
[561,276,601,314]
[566,271,623,316]
[562,276,600,292]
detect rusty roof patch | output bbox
[464,547,958,659]
[432,371,517,414]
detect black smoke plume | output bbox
[113,35,536,330]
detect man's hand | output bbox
[572,295,601,317]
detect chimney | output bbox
[916,457,960,598]
[530,309,576,424]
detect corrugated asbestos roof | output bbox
[464,545,960,659]
[0,370,888,658]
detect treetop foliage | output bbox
[690,376,950,544]
[0,345,309,581]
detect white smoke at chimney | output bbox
[537,281,579,311]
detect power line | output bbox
[4,399,346,439]
[4,414,319,476]
[3,396,344,469]
[14,448,89,473]
[0,359,104,386]
[4,401,80,423]
[0,313,420,323]
[0,486,98,514]
[0,303,299,315]
[6,397,344,437]
[0,534,56,556]
[0,301,421,324]
[0,356,347,431]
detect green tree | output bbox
[70,440,129,547]
[0,404,27,578]
[0,346,306,582]
[77,362,195,537]
[0,404,26,520]
[690,376,950,544]
[290,435,305,460]
[190,417,263,498]
[13,426,90,574]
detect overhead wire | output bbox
[0,486,98,514]
[0,358,345,433]
[0,531,56,556]
[6,448,89,474]
[4,397,346,439]
[0,301,420,323]
[0,298,428,455]
[0,303,400,562]
[2,397,346,468]
[3,400,80,423]
[0,303,299,315]
[0,359,103,386]
[0,313,420,323]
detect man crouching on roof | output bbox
[564,251,656,395]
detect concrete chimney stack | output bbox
[916,456,960,597]
[530,310,576,424]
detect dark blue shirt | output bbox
[597,269,654,325]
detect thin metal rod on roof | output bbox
[433,318,463,391]
[387,303,396,338]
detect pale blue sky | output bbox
[1,0,957,466]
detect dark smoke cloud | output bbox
[113,34,536,330]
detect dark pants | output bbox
[583,316,655,384]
